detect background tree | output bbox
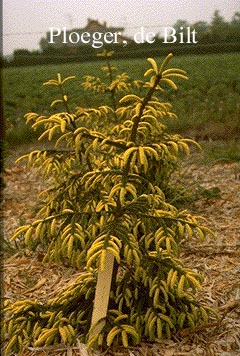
[210,10,230,42]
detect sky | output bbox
[2,0,240,55]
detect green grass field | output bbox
[3,52,240,149]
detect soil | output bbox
[2,146,240,356]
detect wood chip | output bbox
[3,152,240,355]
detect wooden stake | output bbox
[89,251,115,343]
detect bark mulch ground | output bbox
[2,148,240,356]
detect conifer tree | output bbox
[3,52,217,354]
